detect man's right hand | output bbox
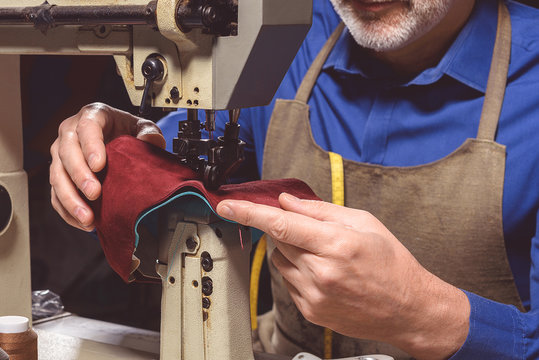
[49,103,166,231]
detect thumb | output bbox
[137,132,166,149]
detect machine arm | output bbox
[0,0,311,188]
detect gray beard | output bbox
[329,0,453,51]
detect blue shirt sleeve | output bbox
[451,291,526,359]
[452,207,539,359]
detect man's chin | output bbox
[331,0,452,52]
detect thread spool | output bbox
[0,316,37,360]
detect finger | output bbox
[271,259,320,326]
[50,153,96,228]
[135,119,166,149]
[51,187,95,232]
[271,248,304,287]
[281,277,309,319]
[57,132,102,201]
[272,238,306,267]
[216,200,349,253]
[278,193,357,223]
[75,108,108,173]
[279,193,383,233]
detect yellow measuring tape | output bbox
[325,152,345,358]
[250,234,268,330]
[249,152,344,358]
[329,152,345,206]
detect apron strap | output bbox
[295,23,345,103]
[477,0,512,141]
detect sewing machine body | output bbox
[0,0,311,110]
[153,206,253,360]
[0,55,32,322]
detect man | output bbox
[49,0,539,358]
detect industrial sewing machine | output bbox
[0,2,393,359]
[0,1,311,359]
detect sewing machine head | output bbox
[0,0,312,187]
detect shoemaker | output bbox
[49,0,539,358]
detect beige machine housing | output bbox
[0,0,312,110]
[0,55,32,322]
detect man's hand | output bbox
[216,193,470,359]
[49,103,165,231]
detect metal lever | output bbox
[139,56,165,116]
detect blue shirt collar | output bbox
[324,0,498,93]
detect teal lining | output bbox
[134,191,234,249]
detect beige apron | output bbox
[258,2,523,359]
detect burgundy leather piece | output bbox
[89,136,321,282]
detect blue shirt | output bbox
[159,0,539,357]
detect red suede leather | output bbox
[89,136,321,282]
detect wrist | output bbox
[394,271,470,359]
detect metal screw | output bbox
[201,252,213,272]
[170,86,180,100]
[214,227,222,238]
[202,277,213,296]
[186,237,197,251]
[203,311,209,321]
[202,297,211,309]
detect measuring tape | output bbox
[329,152,345,206]
[325,152,345,358]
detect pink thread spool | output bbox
[0,316,37,360]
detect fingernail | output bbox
[82,180,96,198]
[74,206,89,225]
[282,193,299,202]
[219,205,234,218]
[88,153,98,169]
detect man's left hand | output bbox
[216,193,470,359]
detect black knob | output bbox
[0,185,12,234]
[139,55,165,116]
[142,57,164,82]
